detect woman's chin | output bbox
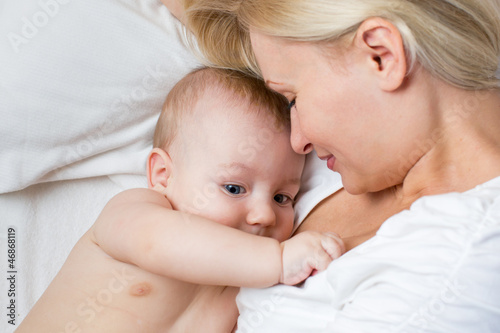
[340,177,366,196]
[341,174,387,196]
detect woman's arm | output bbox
[92,188,342,288]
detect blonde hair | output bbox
[184,0,256,76]
[153,66,289,149]
[186,0,500,89]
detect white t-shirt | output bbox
[237,175,500,333]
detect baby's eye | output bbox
[274,194,292,205]
[224,184,246,195]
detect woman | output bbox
[166,0,500,331]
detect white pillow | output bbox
[0,0,200,193]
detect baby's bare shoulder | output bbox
[89,189,172,244]
[105,188,172,212]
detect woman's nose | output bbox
[290,108,313,154]
[246,201,276,228]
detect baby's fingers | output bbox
[309,247,335,272]
[307,232,345,273]
[321,232,346,260]
[279,231,345,285]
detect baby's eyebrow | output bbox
[218,162,251,172]
[217,162,301,186]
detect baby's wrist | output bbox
[278,241,285,284]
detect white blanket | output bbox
[0,1,199,331]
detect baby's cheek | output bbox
[197,202,242,230]
[274,210,295,241]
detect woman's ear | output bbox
[147,148,173,191]
[354,17,407,91]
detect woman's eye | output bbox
[274,194,292,205]
[287,99,296,110]
[224,184,246,195]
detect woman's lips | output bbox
[326,156,336,170]
[319,155,336,170]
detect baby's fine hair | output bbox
[186,0,500,90]
[153,67,289,149]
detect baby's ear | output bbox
[147,148,173,191]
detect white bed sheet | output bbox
[0,1,200,331]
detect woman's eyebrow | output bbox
[265,80,284,87]
[287,177,301,186]
[265,80,288,94]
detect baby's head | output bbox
[148,67,305,241]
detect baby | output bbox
[16,67,344,333]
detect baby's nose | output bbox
[246,201,276,228]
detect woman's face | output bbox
[250,31,430,194]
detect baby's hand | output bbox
[279,231,345,285]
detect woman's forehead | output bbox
[250,31,330,86]
[250,32,295,82]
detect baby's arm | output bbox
[92,188,344,287]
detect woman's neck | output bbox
[396,86,500,206]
